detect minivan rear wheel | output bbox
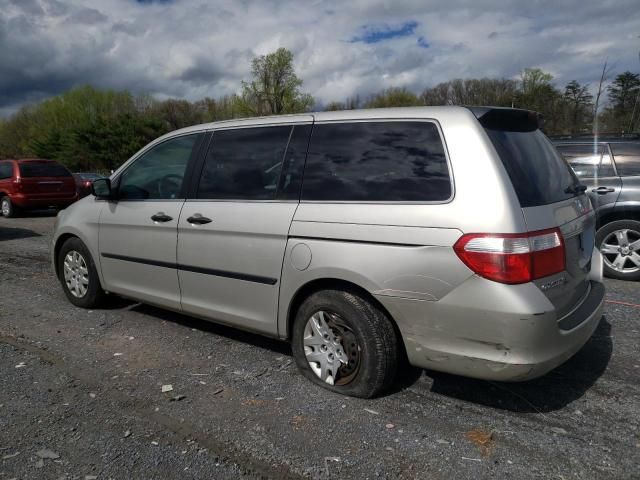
[291,289,399,398]
[57,237,106,308]
[1,196,16,218]
[596,220,640,281]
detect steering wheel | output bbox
[157,174,183,199]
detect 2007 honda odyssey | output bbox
[51,107,605,398]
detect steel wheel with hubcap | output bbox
[57,237,106,308]
[303,310,361,386]
[1,197,14,218]
[291,288,399,398]
[596,220,640,281]
[63,250,90,298]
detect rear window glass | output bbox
[19,161,71,178]
[302,121,451,202]
[484,129,580,207]
[611,143,640,176]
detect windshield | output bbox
[484,128,581,208]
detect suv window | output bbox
[301,121,451,202]
[484,129,580,207]
[197,125,293,200]
[0,161,12,180]
[19,161,71,178]
[611,143,640,177]
[119,134,199,200]
[555,144,616,178]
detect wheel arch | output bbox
[53,233,80,279]
[284,278,407,359]
[597,207,640,229]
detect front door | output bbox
[178,122,312,335]
[99,133,202,310]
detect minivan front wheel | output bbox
[597,220,640,281]
[57,237,106,308]
[291,289,399,398]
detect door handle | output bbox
[151,213,173,222]
[592,187,615,194]
[186,215,212,225]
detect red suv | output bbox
[0,159,78,217]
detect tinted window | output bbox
[197,126,293,200]
[302,122,451,202]
[555,144,616,178]
[19,161,71,178]
[119,134,198,200]
[0,162,12,179]
[278,124,312,200]
[485,129,580,207]
[611,143,640,176]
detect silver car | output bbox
[51,107,605,398]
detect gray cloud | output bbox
[0,0,639,116]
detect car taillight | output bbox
[453,228,565,284]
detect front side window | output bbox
[0,162,12,180]
[611,143,640,177]
[118,134,199,200]
[301,121,451,202]
[555,144,616,178]
[197,125,293,200]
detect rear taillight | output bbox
[453,228,565,284]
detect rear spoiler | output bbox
[466,107,542,132]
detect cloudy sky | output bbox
[1,0,639,116]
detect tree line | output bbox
[0,47,638,172]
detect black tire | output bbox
[596,220,640,281]
[57,237,106,308]
[1,196,17,218]
[291,288,399,398]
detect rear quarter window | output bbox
[0,162,13,179]
[19,161,71,178]
[484,129,580,207]
[301,121,451,202]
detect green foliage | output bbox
[364,88,421,108]
[236,48,314,116]
[599,72,640,133]
[422,78,517,106]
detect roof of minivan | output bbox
[168,106,477,137]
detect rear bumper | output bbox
[377,277,605,382]
[10,193,78,209]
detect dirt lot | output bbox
[1,213,639,479]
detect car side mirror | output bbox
[92,178,115,200]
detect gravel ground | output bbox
[1,213,639,479]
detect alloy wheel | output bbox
[1,199,9,217]
[600,228,640,274]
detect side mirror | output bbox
[92,178,115,200]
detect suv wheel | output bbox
[1,196,16,218]
[291,289,399,398]
[596,220,640,281]
[57,237,106,307]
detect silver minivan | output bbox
[51,106,605,398]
